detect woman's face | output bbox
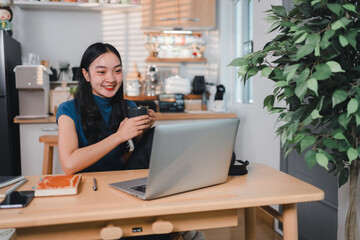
[82,52,122,98]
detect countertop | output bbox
[14,111,237,124]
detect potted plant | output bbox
[229,0,360,239]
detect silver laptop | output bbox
[110,118,240,200]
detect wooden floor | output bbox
[202,209,283,240]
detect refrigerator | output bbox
[0,30,22,176]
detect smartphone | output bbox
[0,191,34,209]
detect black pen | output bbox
[93,177,97,191]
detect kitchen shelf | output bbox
[13,1,141,12]
[125,94,202,101]
[146,57,207,63]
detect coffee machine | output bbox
[14,65,51,115]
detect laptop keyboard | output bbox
[131,185,146,193]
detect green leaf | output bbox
[296,68,310,83]
[339,35,349,47]
[265,15,279,23]
[340,17,353,27]
[263,95,275,111]
[305,34,321,46]
[296,44,315,60]
[269,21,282,33]
[316,153,329,170]
[281,131,287,147]
[284,145,296,158]
[344,30,358,50]
[238,65,249,76]
[301,136,317,152]
[305,34,321,57]
[311,109,322,119]
[322,138,338,149]
[314,44,320,56]
[291,134,305,145]
[289,25,299,32]
[276,81,289,87]
[311,0,321,6]
[307,78,318,95]
[356,114,360,126]
[339,168,349,187]
[303,114,313,126]
[317,95,324,110]
[328,3,342,16]
[347,98,359,117]
[305,150,317,169]
[333,131,347,141]
[271,5,287,18]
[338,114,351,129]
[331,20,344,30]
[338,141,350,152]
[326,61,345,73]
[332,90,348,107]
[311,64,332,80]
[228,57,247,67]
[343,4,357,14]
[331,18,352,30]
[247,68,258,78]
[261,67,273,77]
[284,64,300,81]
[284,88,294,97]
[295,32,308,44]
[320,29,335,49]
[295,81,308,101]
[347,147,358,163]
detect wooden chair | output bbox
[39,135,58,175]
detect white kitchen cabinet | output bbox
[19,123,63,176]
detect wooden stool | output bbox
[39,135,58,175]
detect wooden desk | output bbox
[13,112,237,124]
[0,164,324,240]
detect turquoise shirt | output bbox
[56,95,136,172]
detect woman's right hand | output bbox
[116,115,150,141]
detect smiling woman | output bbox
[56,42,156,176]
[82,51,123,98]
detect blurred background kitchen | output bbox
[4,0,243,177]
[9,0,226,114]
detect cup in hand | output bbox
[127,106,148,118]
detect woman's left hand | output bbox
[147,109,156,128]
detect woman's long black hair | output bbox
[75,42,127,145]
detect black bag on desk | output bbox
[228,152,249,176]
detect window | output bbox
[234,0,253,104]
